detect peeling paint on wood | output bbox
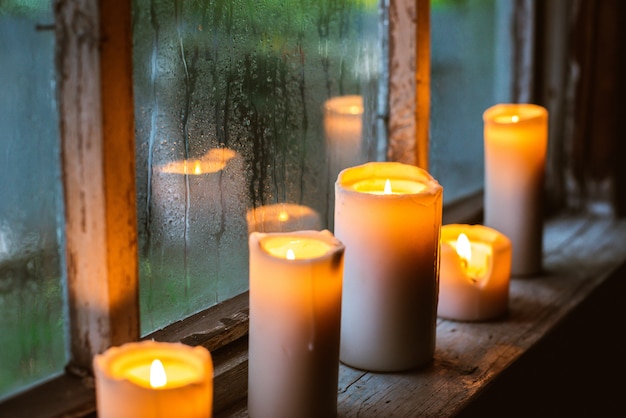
[55,0,139,371]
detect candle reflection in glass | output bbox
[246,203,322,234]
[147,147,249,320]
[324,95,364,229]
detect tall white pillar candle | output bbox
[335,162,443,372]
[93,340,213,418]
[248,230,345,418]
[438,224,512,322]
[483,104,548,276]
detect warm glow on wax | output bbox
[335,161,443,372]
[248,230,345,417]
[453,233,490,282]
[262,236,333,260]
[483,103,548,276]
[93,341,213,418]
[149,359,167,388]
[438,224,512,322]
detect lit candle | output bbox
[248,230,345,418]
[335,162,443,372]
[437,224,512,322]
[93,340,213,418]
[483,104,548,276]
[246,203,322,234]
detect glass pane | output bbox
[0,2,66,400]
[133,0,383,333]
[430,0,514,203]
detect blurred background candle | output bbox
[246,203,321,234]
[324,95,364,230]
[335,162,443,372]
[248,230,345,418]
[438,224,512,322]
[93,340,213,418]
[483,104,548,276]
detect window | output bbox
[132,0,384,334]
[2,0,623,414]
[430,0,515,204]
[0,1,66,401]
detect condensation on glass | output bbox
[430,0,514,203]
[0,3,66,400]
[133,0,384,333]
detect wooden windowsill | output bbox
[220,213,626,417]
[1,213,625,417]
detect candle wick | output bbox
[460,258,468,270]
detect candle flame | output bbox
[511,115,519,123]
[383,179,392,195]
[150,359,167,388]
[278,210,289,222]
[456,233,472,263]
[193,161,202,175]
[286,249,296,260]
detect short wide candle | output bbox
[438,224,512,322]
[335,162,443,372]
[248,230,345,418]
[93,340,213,418]
[483,103,548,276]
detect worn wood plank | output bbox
[387,0,417,164]
[3,215,623,417]
[414,0,430,170]
[207,215,626,418]
[0,373,95,418]
[145,291,249,352]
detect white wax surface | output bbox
[437,224,512,322]
[335,162,442,372]
[483,104,548,276]
[248,230,344,418]
[93,341,213,418]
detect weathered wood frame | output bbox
[55,0,139,371]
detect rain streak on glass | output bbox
[133,0,383,333]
